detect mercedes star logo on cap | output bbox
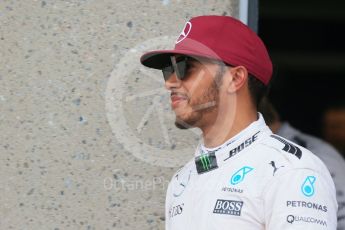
[176,21,192,44]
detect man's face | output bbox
[164,56,224,129]
[323,108,345,153]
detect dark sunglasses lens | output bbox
[162,57,188,81]
[162,66,174,81]
[175,59,187,80]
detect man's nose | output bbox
[164,73,182,90]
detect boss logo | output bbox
[213,199,243,216]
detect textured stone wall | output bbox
[0,1,239,229]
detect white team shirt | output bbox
[166,114,338,230]
[277,122,345,230]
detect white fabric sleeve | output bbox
[263,169,338,230]
[315,148,345,230]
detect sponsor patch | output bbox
[286,200,327,212]
[221,187,243,193]
[169,203,184,219]
[230,166,254,185]
[301,176,316,197]
[213,199,243,216]
[224,131,260,161]
[286,215,327,226]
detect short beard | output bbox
[175,65,225,129]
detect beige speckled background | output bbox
[0,0,239,229]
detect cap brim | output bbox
[140,49,220,70]
[140,50,176,69]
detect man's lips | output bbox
[170,93,188,108]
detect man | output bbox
[259,97,345,230]
[140,15,337,229]
[323,105,345,155]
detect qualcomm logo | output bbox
[301,176,316,197]
[230,166,254,185]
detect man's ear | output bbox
[226,66,248,94]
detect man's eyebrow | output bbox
[189,56,221,65]
[187,57,203,64]
[188,59,199,64]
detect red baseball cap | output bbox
[140,15,273,85]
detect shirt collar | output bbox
[195,113,272,174]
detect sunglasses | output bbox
[162,56,229,81]
[162,56,193,81]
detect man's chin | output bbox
[175,120,190,129]
[175,121,190,129]
[174,117,198,129]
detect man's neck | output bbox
[270,120,282,134]
[201,109,258,148]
